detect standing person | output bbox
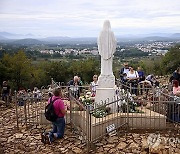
[127,67,139,95]
[33,87,41,101]
[90,75,98,97]
[137,67,145,82]
[119,62,130,84]
[68,76,82,98]
[45,88,66,144]
[119,63,130,90]
[172,67,180,84]
[1,81,11,107]
[78,77,83,85]
[137,67,145,95]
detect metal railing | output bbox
[14,80,180,152]
[14,84,70,129]
[68,81,180,152]
[15,89,49,129]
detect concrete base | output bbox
[39,108,166,141]
[91,113,166,140]
[69,108,166,141]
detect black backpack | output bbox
[45,97,60,122]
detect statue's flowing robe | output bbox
[98,20,117,75]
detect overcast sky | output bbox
[0,0,180,37]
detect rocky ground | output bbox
[0,99,180,154]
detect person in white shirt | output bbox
[145,74,159,87]
[90,75,98,97]
[33,87,41,101]
[127,67,139,95]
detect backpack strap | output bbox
[50,96,53,103]
[135,71,138,78]
[50,97,60,104]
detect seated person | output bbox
[145,74,159,87]
[139,80,152,97]
[173,80,180,97]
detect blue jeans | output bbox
[50,117,65,139]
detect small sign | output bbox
[106,124,117,136]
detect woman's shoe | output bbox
[46,134,53,144]
[41,133,46,144]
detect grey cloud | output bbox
[0,0,180,37]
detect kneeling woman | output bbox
[47,88,67,144]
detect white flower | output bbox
[122,99,126,104]
[86,92,91,95]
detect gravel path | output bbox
[0,101,179,154]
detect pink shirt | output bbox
[48,96,65,117]
[173,86,180,95]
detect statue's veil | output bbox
[98,20,116,60]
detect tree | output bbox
[161,45,180,73]
[0,61,8,86]
[68,58,100,83]
[39,61,70,84]
[2,50,33,90]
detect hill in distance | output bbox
[10,38,46,45]
[0,35,7,40]
[0,31,180,45]
[0,32,35,39]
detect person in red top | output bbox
[173,80,180,96]
[47,88,66,144]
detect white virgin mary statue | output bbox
[98,20,117,76]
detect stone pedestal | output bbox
[97,75,115,88]
[95,87,117,112]
[95,75,117,113]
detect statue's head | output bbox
[103,20,111,31]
